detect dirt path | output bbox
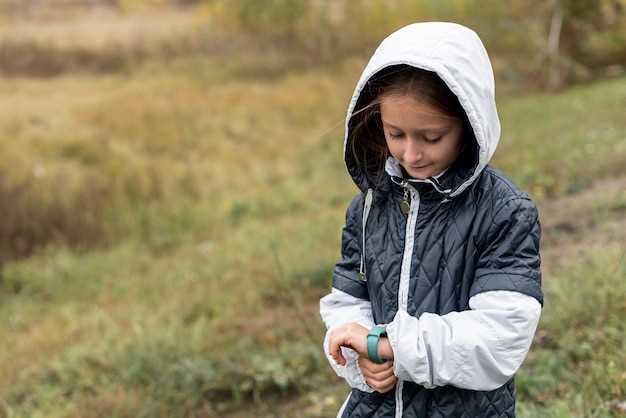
[538,175,626,272]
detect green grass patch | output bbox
[517,243,626,417]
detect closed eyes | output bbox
[425,136,442,143]
[387,131,442,143]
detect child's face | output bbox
[380,94,464,180]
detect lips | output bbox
[409,164,431,169]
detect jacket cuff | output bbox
[471,273,543,306]
[385,309,436,389]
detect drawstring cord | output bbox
[359,188,373,281]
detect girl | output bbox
[319,22,543,418]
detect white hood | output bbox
[343,22,501,197]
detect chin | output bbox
[404,166,435,179]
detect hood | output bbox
[343,22,501,198]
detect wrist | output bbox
[378,337,394,361]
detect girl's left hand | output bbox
[358,355,397,393]
[328,322,369,366]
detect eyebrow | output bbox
[382,120,447,133]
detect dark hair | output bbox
[348,64,477,189]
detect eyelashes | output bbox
[386,131,443,143]
[426,136,443,143]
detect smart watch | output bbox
[367,324,388,364]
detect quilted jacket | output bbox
[319,22,544,418]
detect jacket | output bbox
[318,22,544,418]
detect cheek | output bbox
[440,136,463,161]
[385,140,400,156]
[436,145,454,161]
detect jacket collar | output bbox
[384,156,467,202]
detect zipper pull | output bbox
[400,182,411,215]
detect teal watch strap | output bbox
[367,325,387,364]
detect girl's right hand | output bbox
[357,355,398,393]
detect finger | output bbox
[357,355,374,369]
[377,380,397,394]
[369,375,398,394]
[378,374,398,388]
[364,357,394,372]
[362,364,395,381]
[373,383,393,394]
[359,356,394,373]
[330,343,346,366]
[366,369,397,389]
[329,335,347,366]
[358,356,377,375]
[359,364,394,381]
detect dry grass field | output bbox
[0,2,625,417]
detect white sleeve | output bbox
[385,290,542,391]
[319,287,376,393]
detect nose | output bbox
[403,137,424,165]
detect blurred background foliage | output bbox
[1,0,625,83]
[0,1,625,417]
[0,0,625,262]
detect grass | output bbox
[496,78,626,198]
[1,6,625,418]
[516,244,626,418]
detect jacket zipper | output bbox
[395,181,420,418]
[400,184,411,215]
